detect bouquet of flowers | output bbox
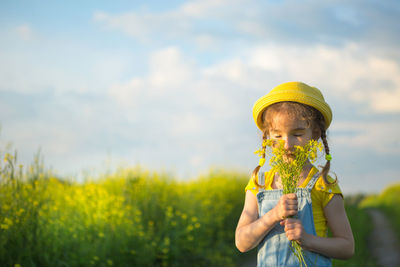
[255,139,322,267]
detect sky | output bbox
[0,0,399,194]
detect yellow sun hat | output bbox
[252,81,332,130]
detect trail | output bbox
[367,208,400,267]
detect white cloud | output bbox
[193,34,220,50]
[93,0,244,44]
[0,39,129,94]
[16,24,33,41]
[203,58,249,85]
[332,120,400,155]
[179,0,234,17]
[148,47,194,91]
[370,89,400,112]
[93,10,183,43]
[198,42,400,114]
[340,169,400,195]
[240,43,400,113]
[107,42,400,151]
[169,112,203,135]
[109,78,143,107]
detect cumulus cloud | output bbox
[93,0,251,45]
[239,43,400,113]
[0,39,129,94]
[104,43,400,177]
[333,120,400,155]
[93,0,400,58]
[16,24,33,40]
[148,47,194,91]
[95,0,400,113]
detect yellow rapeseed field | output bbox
[0,151,248,267]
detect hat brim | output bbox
[253,88,332,131]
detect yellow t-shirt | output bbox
[245,166,342,237]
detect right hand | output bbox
[273,193,298,222]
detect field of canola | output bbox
[0,152,247,266]
[1,151,399,267]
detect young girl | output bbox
[235,82,354,266]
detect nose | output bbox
[283,136,292,150]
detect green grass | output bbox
[360,184,400,242]
[0,152,249,267]
[332,195,377,267]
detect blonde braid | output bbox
[320,128,337,184]
[252,131,267,188]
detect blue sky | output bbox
[1,0,399,194]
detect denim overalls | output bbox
[256,171,332,267]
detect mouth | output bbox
[283,152,296,161]
[284,150,295,157]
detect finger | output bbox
[285,193,297,200]
[286,204,298,210]
[285,218,299,224]
[284,223,294,231]
[281,201,297,211]
[286,232,295,241]
[286,199,298,205]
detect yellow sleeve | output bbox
[311,175,343,237]
[244,176,259,196]
[314,175,343,207]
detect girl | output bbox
[235,82,354,266]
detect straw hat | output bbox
[252,82,332,130]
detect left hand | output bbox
[280,218,307,244]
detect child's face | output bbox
[268,112,314,153]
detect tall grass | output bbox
[360,183,400,241]
[332,195,377,267]
[0,150,248,266]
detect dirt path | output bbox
[367,208,400,267]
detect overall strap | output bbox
[305,171,320,190]
[258,172,265,192]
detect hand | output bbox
[273,193,298,221]
[280,218,307,244]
